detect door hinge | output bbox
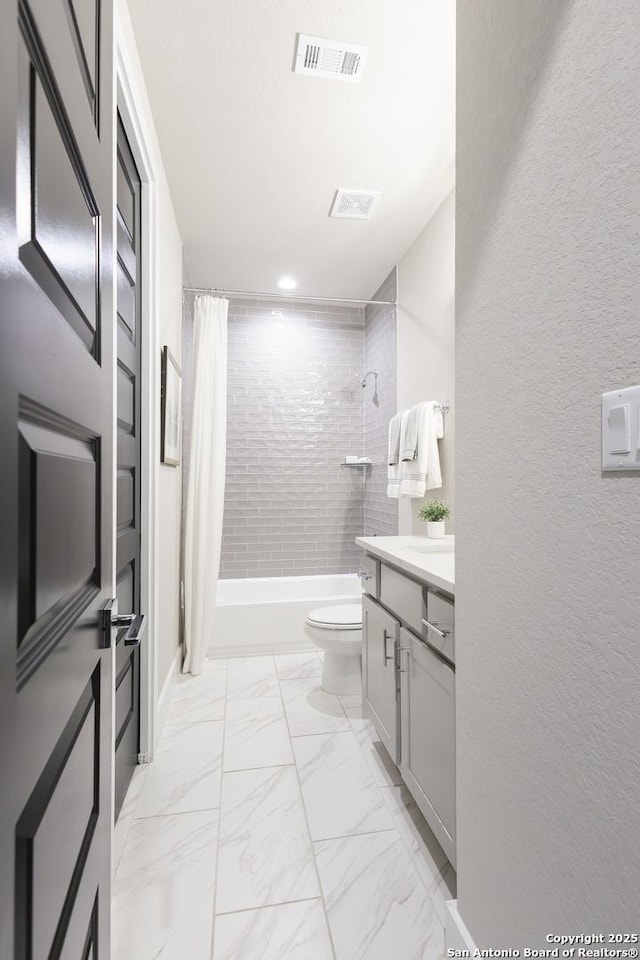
[137,752,150,764]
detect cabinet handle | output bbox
[421,618,450,640]
[383,629,395,664]
[357,570,372,581]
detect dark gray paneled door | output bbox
[0,0,115,957]
[114,117,142,821]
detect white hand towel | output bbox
[387,411,403,466]
[425,404,444,490]
[400,404,421,461]
[387,410,409,498]
[400,402,444,497]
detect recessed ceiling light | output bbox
[277,276,297,291]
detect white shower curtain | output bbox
[183,295,228,675]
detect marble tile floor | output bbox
[112,651,455,960]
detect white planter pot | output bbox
[426,520,445,539]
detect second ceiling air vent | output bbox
[294,34,368,83]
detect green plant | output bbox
[418,499,450,523]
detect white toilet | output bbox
[304,603,363,696]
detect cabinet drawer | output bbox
[380,564,425,636]
[358,553,380,598]
[424,591,455,664]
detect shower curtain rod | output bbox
[183,286,397,306]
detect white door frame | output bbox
[115,30,160,764]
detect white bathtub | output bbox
[209,574,362,658]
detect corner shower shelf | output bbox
[341,458,372,467]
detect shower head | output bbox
[356,371,378,389]
[356,371,379,408]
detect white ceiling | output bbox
[127,0,455,300]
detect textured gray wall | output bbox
[220,299,365,578]
[457,0,640,946]
[363,270,398,537]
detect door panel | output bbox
[400,628,456,867]
[0,1,114,958]
[17,678,99,960]
[27,0,102,131]
[114,116,143,819]
[16,37,100,356]
[63,0,99,113]
[32,78,99,327]
[17,413,99,681]
[362,595,400,764]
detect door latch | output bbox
[101,598,147,649]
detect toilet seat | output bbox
[306,604,362,631]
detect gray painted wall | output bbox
[364,270,399,537]
[220,299,366,578]
[457,0,640,945]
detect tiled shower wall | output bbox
[363,269,399,536]
[220,299,366,578]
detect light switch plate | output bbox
[608,403,631,454]
[602,386,640,472]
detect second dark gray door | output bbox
[114,116,143,820]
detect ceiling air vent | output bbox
[294,34,368,83]
[330,189,381,220]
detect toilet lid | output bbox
[306,604,362,630]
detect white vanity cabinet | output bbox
[360,550,456,867]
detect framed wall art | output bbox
[160,345,182,465]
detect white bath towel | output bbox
[387,410,409,498]
[400,403,421,461]
[387,411,403,466]
[400,402,444,497]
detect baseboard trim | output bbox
[156,646,181,739]
[445,900,478,952]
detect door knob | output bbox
[101,598,147,648]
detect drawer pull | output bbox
[383,629,395,664]
[421,618,450,640]
[357,570,372,581]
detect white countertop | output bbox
[356,535,455,595]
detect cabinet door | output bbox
[362,595,400,764]
[400,628,456,867]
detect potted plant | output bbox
[418,499,450,539]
